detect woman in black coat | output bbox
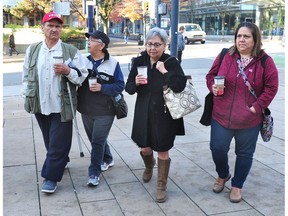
[125,27,187,203]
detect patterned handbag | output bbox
[261,107,273,142]
[163,76,201,120]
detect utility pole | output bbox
[156,0,161,27]
[87,5,94,33]
[143,1,149,43]
[170,0,179,57]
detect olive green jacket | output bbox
[23,42,80,122]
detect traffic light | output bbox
[144,1,149,13]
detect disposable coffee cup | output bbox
[53,56,63,65]
[88,77,97,88]
[137,66,148,84]
[214,76,225,95]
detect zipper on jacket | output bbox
[227,73,240,128]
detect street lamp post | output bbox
[170,0,179,57]
[156,0,161,27]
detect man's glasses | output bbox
[88,38,103,44]
[146,42,163,48]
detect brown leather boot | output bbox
[156,158,171,203]
[140,152,155,182]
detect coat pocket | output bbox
[24,81,40,113]
[61,91,77,121]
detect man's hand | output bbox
[54,63,70,75]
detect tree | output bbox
[109,0,142,33]
[119,0,142,23]
[70,0,85,23]
[8,0,55,26]
[98,0,121,34]
[109,6,122,24]
[6,0,84,27]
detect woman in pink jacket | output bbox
[206,22,278,203]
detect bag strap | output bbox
[164,56,175,63]
[87,55,104,83]
[219,48,228,65]
[236,54,268,99]
[237,58,257,99]
[87,55,121,99]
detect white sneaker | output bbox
[87,175,100,187]
[101,160,114,171]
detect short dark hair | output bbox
[230,22,263,56]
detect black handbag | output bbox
[111,93,128,119]
[199,92,213,126]
[199,48,228,126]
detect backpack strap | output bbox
[219,48,228,65]
[261,54,268,68]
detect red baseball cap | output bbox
[42,12,63,24]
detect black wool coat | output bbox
[125,52,186,150]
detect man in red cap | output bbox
[22,12,88,194]
[42,12,64,24]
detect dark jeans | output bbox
[177,51,183,64]
[81,114,114,177]
[35,113,72,182]
[9,47,19,56]
[210,119,261,188]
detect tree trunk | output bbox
[103,19,109,34]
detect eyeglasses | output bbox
[236,34,252,40]
[146,42,163,48]
[88,38,103,44]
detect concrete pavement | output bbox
[3,39,285,216]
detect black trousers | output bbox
[35,113,72,182]
[177,51,183,64]
[9,46,19,55]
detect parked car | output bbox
[179,23,206,44]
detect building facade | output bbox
[178,0,285,36]
[3,0,285,37]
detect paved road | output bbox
[3,39,285,216]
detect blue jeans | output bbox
[210,119,261,188]
[35,113,72,182]
[81,114,114,177]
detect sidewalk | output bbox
[3,41,285,215]
[3,38,145,64]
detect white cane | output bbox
[66,82,84,157]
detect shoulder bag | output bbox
[237,59,273,142]
[199,48,228,126]
[163,75,201,120]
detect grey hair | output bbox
[145,27,168,45]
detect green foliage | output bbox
[98,0,120,33]
[4,24,22,32]
[8,0,83,26]
[60,27,86,42]
[3,34,10,43]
